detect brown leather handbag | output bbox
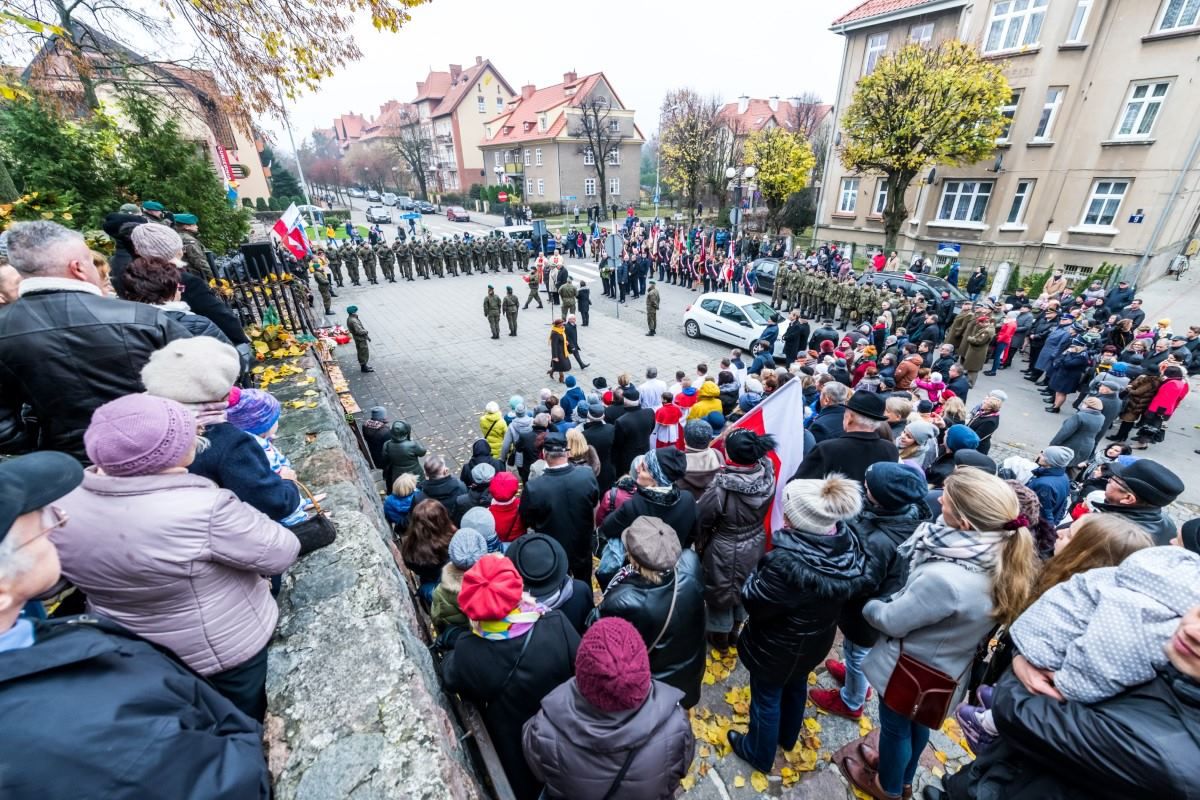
[882,647,962,729]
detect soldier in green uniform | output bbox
[445,237,460,277]
[391,239,408,282]
[819,273,834,320]
[524,270,543,308]
[326,244,345,287]
[483,285,502,339]
[312,264,333,315]
[472,237,486,273]
[502,285,519,335]
[359,241,378,284]
[432,239,446,278]
[416,239,431,279]
[346,305,374,372]
[344,243,361,286]
[558,277,578,317]
[856,282,874,331]
[502,237,516,272]
[376,241,396,283]
[485,235,500,273]
[771,265,786,310]
[173,213,214,283]
[645,280,660,336]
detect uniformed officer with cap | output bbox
[174,212,214,282]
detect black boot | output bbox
[361,365,375,373]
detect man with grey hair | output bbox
[793,391,900,482]
[638,366,666,409]
[809,382,851,444]
[0,221,190,459]
[0,450,272,795]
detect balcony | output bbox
[503,163,524,175]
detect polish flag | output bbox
[717,378,806,541]
[272,204,310,260]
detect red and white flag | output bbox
[719,378,807,540]
[272,204,310,260]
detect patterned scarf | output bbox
[898,519,1008,575]
[469,594,545,640]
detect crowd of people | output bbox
[1,204,1197,800]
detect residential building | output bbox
[817,0,1200,285]
[478,71,644,208]
[715,95,833,140]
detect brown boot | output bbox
[838,755,901,800]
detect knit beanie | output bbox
[1040,446,1073,469]
[141,338,242,404]
[461,506,501,552]
[864,462,927,510]
[575,617,651,713]
[369,406,388,421]
[944,424,980,452]
[471,462,497,486]
[458,557,523,622]
[447,528,489,570]
[684,419,713,449]
[725,429,775,466]
[489,471,519,502]
[84,394,197,477]
[705,410,726,434]
[129,223,183,260]
[226,388,282,436]
[782,475,863,533]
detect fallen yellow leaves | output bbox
[859,715,874,737]
[732,775,746,788]
[703,649,739,684]
[750,771,768,792]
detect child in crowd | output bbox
[226,387,308,525]
[385,474,418,533]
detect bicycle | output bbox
[1168,254,1190,280]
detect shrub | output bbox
[323,210,350,225]
[255,197,268,211]
[529,202,554,217]
[267,196,282,211]
[468,183,482,200]
[441,192,463,205]
[241,198,253,208]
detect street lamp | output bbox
[726,164,757,250]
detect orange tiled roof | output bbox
[479,73,607,147]
[716,98,832,134]
[833,0,942,25]
[414,70,451,102]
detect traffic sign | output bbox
[562,195,577,201]
[604,233,624,260]
[497,191,508,203]
[729,208,741,225]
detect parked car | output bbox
[856,270,968,304]
[381,192,397,206]
[347,187,364,198]
[396,195,416,210]
[683,292,789,356]
[416,200,436,213]
[295,204,325,225]
[447,206,471,222]
[366,190,382,202]
[365,206,392,224]
[746,257,783,295]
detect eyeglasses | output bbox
[1106,476,1132,494]
[15,505,69,551]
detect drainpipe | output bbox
[1130,122,1200,285]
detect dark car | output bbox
[747,257,783,295]
[416,201,436,213]
[856,270,969,303]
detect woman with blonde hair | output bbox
[939,394,967,427]
[840,468,1037,800]
[565,427,600,477]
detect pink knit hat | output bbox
[575,617,651,712]
[84,394,196,476]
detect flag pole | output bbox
[275,78,314,237]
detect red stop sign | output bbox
[497,191,508,203]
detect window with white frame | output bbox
[937,180,994,222]
[909,23,934,45]
[583,148,595,165]
[1157,0,1200,31]
[873,178,889,215]
[584,178,596,196]
[609,177,620,196]
[526,178,534,194]
[1081,180,1128,226]
[535,147,543,166]
[608,119,620,133]
[838,178,859,213]
[537,178,545,195]
[496,96,503,111]
[607,149,620,166]
[983,0,1048,53]
[523,149,530,167]
[1114,81,1170,139]
[477,96,485,112]
[1006,179,1034,224]
[1065,0,1093,42]
[998,89,1022,142]
[538,113,548,131]
[1033,87,1064,140]
[864,33,888,74]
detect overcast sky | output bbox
[265,0,863,153]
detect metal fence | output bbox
[218,273,318,337]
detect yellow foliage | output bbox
[750,772,768,792]
[733,775,746,788]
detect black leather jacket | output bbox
[593,549,707,708]
[0,288,191,459]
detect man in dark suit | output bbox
[577,280,591,326]
[565,315,589,370]
[793,392,899,483]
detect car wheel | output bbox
[684,320,700,339]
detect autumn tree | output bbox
[839,40,1009,251]
[659,89,720,223]
[569,93,627,215]
[744,127,815,234]
[343,144,396,195]
[384,109,433,200]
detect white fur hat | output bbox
[141,337,241,403]
[782,475,864,533]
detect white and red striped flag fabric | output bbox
[719,378,806,540]
[272,204,310,260]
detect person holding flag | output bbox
[272,204,311,262]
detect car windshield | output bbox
[919,274,968,300]
[741,301,776,325]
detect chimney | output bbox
[449,64,462,80]
[768,96,779,112]
[563,70,578,84]
[737,95,749,115]
[521,84,536,100]
[475,55,483,65]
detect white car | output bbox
[683,292,788,356]
[381,192,398,206]
[347,187,364,198]
[365,206,391,224]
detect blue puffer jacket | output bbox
[1028,466,1070,526]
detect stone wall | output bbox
[265,350,481,800]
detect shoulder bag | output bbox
[289,481,338,556]
[648,574,680,651]
[882,645,966,730]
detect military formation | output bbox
[317,233,525,288]
[769,265,916,330]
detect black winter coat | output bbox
[458,439,506,486]
[839,504,927,647]
[783,321,810,362]
[696,460,775,610]
[380,421,427,488]
[417,474,468,517]
[582,420,617,493]
[808,404,846,444]
[0,616,269,799]
[944,670,1200,800]
[520,464,600,580]
[594,549,707,708]
[0,288,191,459]
[967,411,1001,455]
[792,431,900,483]
[809,326,839,352]
[599,484,699,550]
[612,407,655,477]
[738,525,872,685]
[441,611,580,800]
[1048,351,1091,394]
